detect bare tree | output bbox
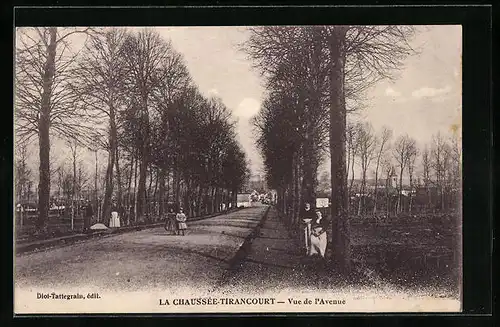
[421,146,432,211]
[430,132,452,211]
[346,122,359,204]
[73,28,128,222]
[392,134,417,213]
[355,121,377,215]
[149,44,191,216]
[76,161,90,204]
[449,131,462,210]
[15,142,32,205]
[120,29,173,222]
[243,25,416,270]
[244,26,330,224]
[381,157,396,217]
[373,127,392,213]
[325,25,416,268]
[87,136,103,221]
[15,27,94,231]
[55,163,66,201]
[407,141,418,213]
[67,140,81,230]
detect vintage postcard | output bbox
[14,25,462,314]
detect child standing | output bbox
[176,208,188,236]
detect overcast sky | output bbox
[156,25,462,177]
[17,25,462,181]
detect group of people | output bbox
[82,200,189,235]
[301,202,328,260]
[164,207,188,236]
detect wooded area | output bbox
[244,26,461,271]
[15,27,250,232]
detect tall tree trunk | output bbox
[346,145,352,215]
[216,187,221,213]
[409,193,413,213]
[197,185,203,216]
[301,130,317,207]
[37,27,57,232]
[427,184,432,212]
[408,172,413,213]
[349,152,356,201]
[102,112,117,224]
[115,145,123,211]
[233,188,237,210]
[441,185,445,212]
[72,148,77,230]
[299,155,305,220]
[136,156,147,222]
[213,187,218,213]
[373,157,381,214]
[292,154,300,225]
[386,176,390,216]
[153,167,159,219]
[328,27,351,271]
[158,167,165,216]
[126,156,134,225]
[203,186,209,216]
[166,166,171,207]
[102,153,114,225]
[133,153,139,223]
[136,102,150,222]
[398,167,404,213]
[359,169,367,216]
[94,150,99,222]
[211,187,216,214]
[146,164,154,221]
[173,161,181,205]
[77,166,82,218]
[346,138,351,188]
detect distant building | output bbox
[350,177,401,191]
[237,193,252,207]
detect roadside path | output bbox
[15,206,268,295]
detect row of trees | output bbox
[245,26,417,270]
[15,27,249,230]
[319,122,461,215]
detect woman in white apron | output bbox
[309,210,327,258]
[110,205,120,228]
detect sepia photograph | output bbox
[14,25,462,314]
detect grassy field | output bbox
[323,213,461,295]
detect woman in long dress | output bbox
[110,204,120,228]
[309,210,327,258]
[164,208,177,234]
[176,208,188,236]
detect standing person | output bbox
[84,201,93,233]
[309,210,328,260]
[176,208,188,236]
[164,207,177,234]
[301,202,316,253]
[301,202,316,220]
[110,203,120,228]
